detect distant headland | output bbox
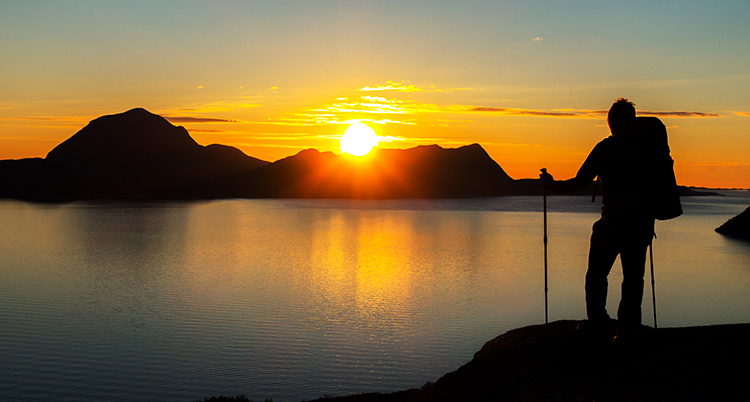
[0,108,719,202]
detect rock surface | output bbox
[306,320,750,402]
[716,205,750,238]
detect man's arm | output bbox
[539,140,606,194]
[541,174,594,194]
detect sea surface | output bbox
[1,193,749,402]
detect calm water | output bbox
[1,193,749,402]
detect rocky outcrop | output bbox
[306,320,750,402]
[716,206,750,238]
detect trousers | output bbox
[586,215,655,329]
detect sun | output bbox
[340,123,379,156]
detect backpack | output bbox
[629,116,683,220]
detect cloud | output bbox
[272,96,428,126]
[360,81,424,92]
[735,112,750,117]
[676,160,750,172]
[0,116,85,126]
[164,116,243,123]
[0,116,78,122]
[470,107,721,118]
[334,118,416,126]
[470,107,581,117]
[165,103,261,114]
[532,37,544,42]
[639,111,720,118]
[283,89,724,130]
[360,81,480,93]
[308,96,439,117]
[238,134,323,141]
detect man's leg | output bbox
[586,218,619,323]
[617,243,647,331]
[617,219,654,333]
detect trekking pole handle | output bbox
[591,177,599,203]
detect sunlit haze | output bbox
[1,1,749,188]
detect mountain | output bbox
[3,110,519,201]
[198,143,516,199]
[0,107,724,201]
[0,108,269,201]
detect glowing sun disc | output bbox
[340,123,378,156]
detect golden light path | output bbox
[340,123,379,156]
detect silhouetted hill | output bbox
[0,108,269,201]
[198,143,516,199]
[678,186,722,196]
[716,205,750,238]
[0,108,726,201]
[304,320,750,402]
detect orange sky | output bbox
[2,2,749,188]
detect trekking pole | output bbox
[650,234,658,329]
[541,168,549,331]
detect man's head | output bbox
[607,98,636,136]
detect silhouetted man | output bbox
[540,98,654,341]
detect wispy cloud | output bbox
[164,116,243,123]
[0,116,83,123]
[470,107,721,118]
[639,111,720,118]
[734,112,750,117]
[470,107,583,117]
[276,88,724,133]
[285,96,441,125]
[237,134,323,141]
[679,160,750,167]
[360,81,424,92]
[360,80,480,93]
[163,102,261,115]
[0,116,87,130]
[532,37,544,42]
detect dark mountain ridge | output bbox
[1,108,269,201]
[0,108,718,201]
[197,143,517,199]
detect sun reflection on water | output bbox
[353,216,413,320]
[307,212,416,328]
